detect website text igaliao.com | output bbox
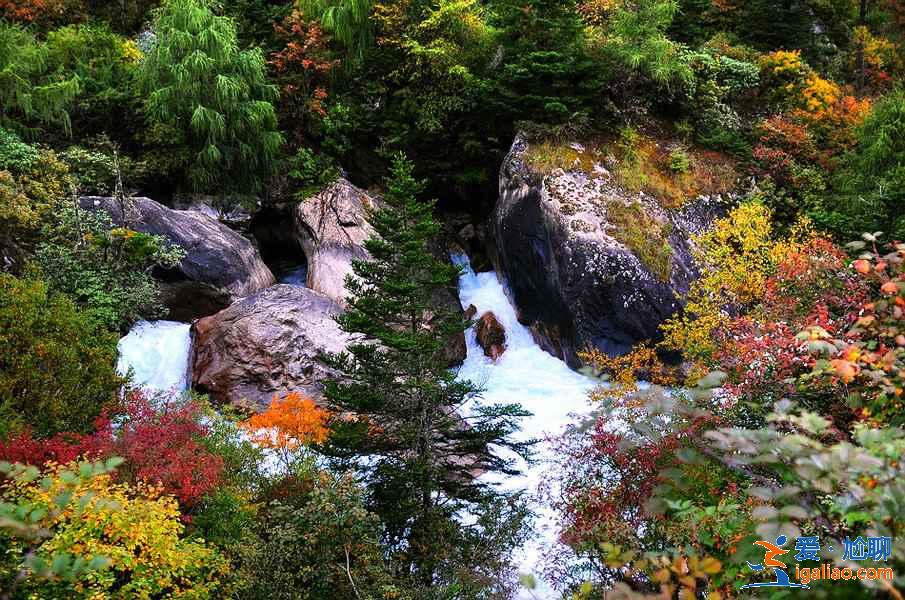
[794,563,895,584]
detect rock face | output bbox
[493,136,731,367]
[474,311,506,361]
[292,178,379,305]
[190,284,349,406]
[80,196,275,320]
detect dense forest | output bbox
[1,0,904,598]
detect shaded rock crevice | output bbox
[492,136,733,367]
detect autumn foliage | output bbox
[1,461,228,597]
[240,392,332,469]
[0,393,223,508]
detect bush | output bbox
[35,204,184,331]
[0,274,120,438]
[0,460,230,598]
[0,129,39,173]
[61,144,147,195]
[247,467,410,600]
[287,147,340,200]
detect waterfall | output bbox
[116,320,192,394]
[454,256,597,599]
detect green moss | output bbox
[606,201,674,281]
[523,140,598,174]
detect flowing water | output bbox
[116,320,192,394]
[454,256,597,599]
[116,257,597,598]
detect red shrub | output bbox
[0,392,223,508]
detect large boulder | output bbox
[493,136,732,367]
[190,284,349,406]
[293,178,379,305]
[80,196,275,320]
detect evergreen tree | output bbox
[489,0,602,128]
[139,0,283,201]
[324,153,531,595]
[0,24,80,137]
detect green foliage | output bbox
[667,147,690,173]
[139,0,283,197]
[43,23,141,140]
[491,0,602,127]
[820,88,905,239]
[0,147,72,272]
[0,274,120,438]
[0,23,80,137]
[599,0,693,91]
[0,129,40,173]
[61,144,147,195]
[247,466,410,600]
[288,147,340,199]
[35,204,185,331]
[324,154,531,594]
[298,0,371,59]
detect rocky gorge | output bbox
[111,134,738,407]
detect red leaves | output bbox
[0,392,222,509]
[103,395,223,508]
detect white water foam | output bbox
[116,320,192,394]
[454,256,597,599]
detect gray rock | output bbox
[79,196,275,319]
[493,136,733,367]
[190,284,349,406]
[252,179,468,366]
[293,178,379,305]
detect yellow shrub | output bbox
[659,202,810,360]
[2,462,229,599]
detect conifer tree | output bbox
[139,0,283,200]
[0,24,80,137]
[324,153,531,594]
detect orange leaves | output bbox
[241,392,332,452]
[831,358,859,384]
[854,259,873,274]
[881,281,900,295]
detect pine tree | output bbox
[139,0,283,200]
[324,153,531,594]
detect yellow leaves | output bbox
[799,73,840,115]
[660,203,804,359]
[240,392,332,452]
[758,49,805,77]
[120,39,142,64]
[4,462,227,597]
[580,343,681,403]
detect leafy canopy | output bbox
[140,0,283,197]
